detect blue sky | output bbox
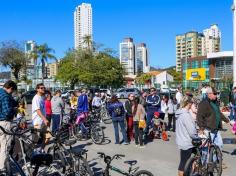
[0,0,234,68]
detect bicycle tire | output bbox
[90,124,104,144]
[47,147,66,174]
[101,111,112,124]
[73,125,88,141]
[78,157,93,176]
[133,170,154,176]
[184,156,203,176]
[209,146,222,176]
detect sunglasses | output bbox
[39,87,45,90]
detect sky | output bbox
[0,0,234,68]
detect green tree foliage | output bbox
[167,69,182,82]
[0,41,27,81]
[136,73,152,85]
[56,49,124,88]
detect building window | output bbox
[201,60,208,68]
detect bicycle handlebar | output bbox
[97,152,125,161]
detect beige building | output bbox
[176,24,221,72]
[46,62,59,78]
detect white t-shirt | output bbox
[176,91,183,104]
[201,87,207,94]
[32,94,46,126]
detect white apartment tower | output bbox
[120,38,135,75]
[136,43,150,74]
[203,24,221,55]
[74,3,93,48]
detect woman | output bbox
[160,95,169,120]
[167,96,175,131]
[45,92,52,124]
[108,95,128,145]
[175,96,197,176]
[132,97,145,148]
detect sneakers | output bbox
[135,144,139,147]
[139,145,146,149]
[123,142,129,145]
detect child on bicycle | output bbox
[152,111,168,141]
[16,101,27,129]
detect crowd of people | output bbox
[0,79,236,175]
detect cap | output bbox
[154,112,160,116]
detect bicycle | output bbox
[97,152,154,176]
[0,125,61,176]
[184,130,222,176]
[47,130,93,176]
[100,103,112,124]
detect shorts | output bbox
[178,148,194,171]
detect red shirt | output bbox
[45,99,52,115]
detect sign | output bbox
[186,68,206,81]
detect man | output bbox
[176,87,183,107]
[230,87,236,121]
[197,87,230,150]
[32,83,50,148]
[0,80,17,172]
[145,87,161,136]
[124,93,135,141]
[92,92,102,109]
[51,90,64,133]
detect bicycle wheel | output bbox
[73,124,88,141]
[47,147,66,174]
[90,124,104,144]
[184,156,203,176]
[209,146,222,176]
[133,170,154,176]
[77,157,93,176]
[101,111,112,124]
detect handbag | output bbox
[139,119,146,129]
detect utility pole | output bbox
[232,0,236,87]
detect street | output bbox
[26,105,236,176]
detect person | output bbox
[175,96,197,176]
[108,95,128,145]
[201,84,207,100]
[44,92,52,124]
[0,80,17,173]
[92,92,102,109]
[152,111,168,140]
[70,92,78,110]
[124,93,135,141]
[160,95,169,120]
[139,92,147,110]
[176,87,183,108]
[132,97,145,148]
[167,96,176,131]
[16,101,27,121]
[229,87,236,121]
[51,90,64,133]
[32,83,50,148]
[197,87,230,149]
[145,87,161,138]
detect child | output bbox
[152,112,168,141]
[16,102,27,129]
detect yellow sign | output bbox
[186,68,206,81]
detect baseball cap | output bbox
[154,112,160,116]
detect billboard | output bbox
[186,68,206,81]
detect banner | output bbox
[186,68,206,81]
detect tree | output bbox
[83,35,93,50]
[136,73,152,85]
[0,41,27,81]
[37,44,56,83]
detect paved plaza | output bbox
[26,105,236,176]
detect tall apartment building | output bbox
[120,38,135,75]
[74,3,93,49]
[25,40,36,80]
[176,24,221,72]
[46,62,59,78]
[136,43,150,74]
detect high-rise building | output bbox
[202,24,221,55]
[136,43,149,74]
[74,3,93,49]
[176,25,221,72]
[120,38,135,75]
[46,62,59,78]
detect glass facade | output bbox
[215,58,233,79]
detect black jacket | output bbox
[125,100,133,117]
[196,99,229,131]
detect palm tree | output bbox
[37,44,56,83]
[83,35,93,50]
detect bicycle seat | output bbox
[64,139,77,146]
[192,138,202,147]
[30,153,53,166]
[124,160,137,166]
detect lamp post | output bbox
[232,0,236,87]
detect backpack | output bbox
[113,104,123,117]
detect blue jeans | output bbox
[52,114,61,133]
[112,120,128,144]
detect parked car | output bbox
[114,88,141,99]
[169,87,178,93]
[61,90,74,98]
[160,85,170,93]
[22,90,51,104]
